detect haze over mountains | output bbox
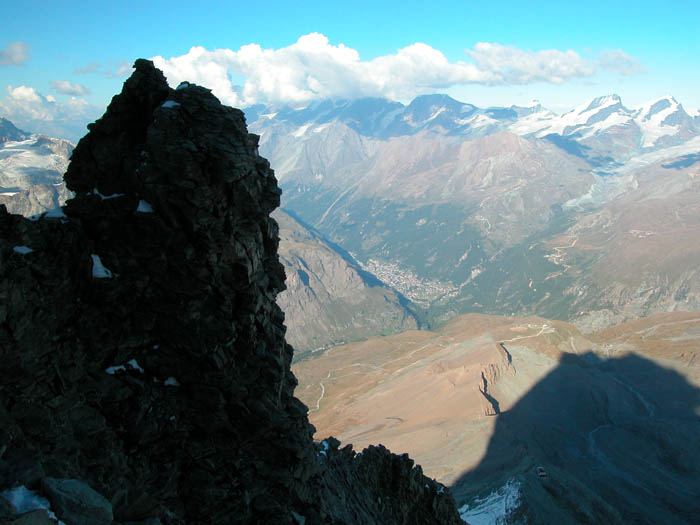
[250,92,700,334]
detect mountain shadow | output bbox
[452,351,700,524]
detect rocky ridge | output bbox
[0,60,461,524]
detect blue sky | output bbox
[1,0,699,141]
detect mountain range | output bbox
[3,91,700,348]
[249,92,700,333]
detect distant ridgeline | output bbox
[250,91,700,332]
[0,60,461,524]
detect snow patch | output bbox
[13,245,33,254]
[319,439,330,456]
[161,100,181,108]
[45,207,66,218]
[292,124,311,138]
[458,479,521,525]
[426,107,446,121]
[164,377,181,387]
[136,200,153,213]
[105,358,144,375]
[176,82,190,90]
[0,485,63,523]
[27,207,66,221]
[91,254,114,279]
[92,188,124,200]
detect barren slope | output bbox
[293,311,700,522]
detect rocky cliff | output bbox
[0,60,461,524]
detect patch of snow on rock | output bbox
[92,188,124,200]
[91,254,113,279]
[45,207,66,219]
[0,485,63,523]
[13,245,33,254]
[319,439,330,456]
[292,124,311,138]
[161,100,181,108]
[458,478,521,525]
[136,200,153,213]
[105,359,144,375]
[164,377,180,387]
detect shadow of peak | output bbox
[557,350,603,367]
[453,351,700,524]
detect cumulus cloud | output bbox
[51,79,91,96]
[599,49,646,76]
[0,41,30,66]
[0,84,102,142]
[466,43,596,84]
[152,34,606,107]
[152,34,493,107]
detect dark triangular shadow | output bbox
[452,351,700,524]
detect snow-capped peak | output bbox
[581,94,622,113]
[634,95,679,121]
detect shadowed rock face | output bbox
[0,60,461,524]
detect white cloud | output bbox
[151,34,611,107]
[6,85,41,104]
[466,43,596,84]
[599,49,646,76]
[0,42,30,66]
[51,79,91,96]
[0,85,101,142]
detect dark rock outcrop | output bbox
[0,60,461,524]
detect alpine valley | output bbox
[250,93,700,342]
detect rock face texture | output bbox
[0,60,461,524]
[0,183,72,218]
